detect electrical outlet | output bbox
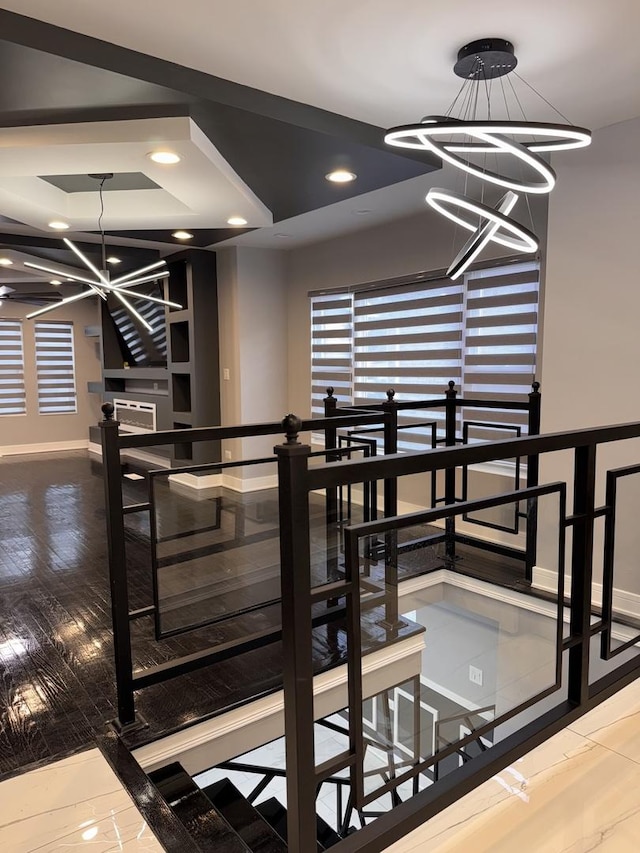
[223,368,230,381]
[224,450,232,460]
[469,665,483,686]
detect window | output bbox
[0,319,26,415]
[310,260,539,448]
[34,321,77,414]
[310,291,353,418]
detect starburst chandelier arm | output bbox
[111,271,171,290]
[25,289,97,320]
[23,262,107,297]
[113,290,154,333]
[110,260,167,286]
[102,284,180,309]
[62,238,109,285]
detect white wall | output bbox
[0,297,102,452]
[217,246,288,485]
[537,114,640,591]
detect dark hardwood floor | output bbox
[0,450,428,780]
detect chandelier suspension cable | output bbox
[512,71,573,124]
[504,75,537,233]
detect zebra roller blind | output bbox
[34,321,78,414]
[311,259,539,447]
[0,319,26,416]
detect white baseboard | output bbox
[222,473,279,493]
[168,472,223,489]
[167,472,278,492]
[0,439,89,457]
[89,442,172,470]
[533,565,640,619]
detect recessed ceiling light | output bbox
[48,221,70,230]
[326,169,357,183]
[227,216,248,226]
[149,151,181,165]
[106,256,121,265]
[172,230,194,240]
[0,258,13,266]
[50,279,62,286]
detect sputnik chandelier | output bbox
[25,174,181,330]
[385,38,591,278]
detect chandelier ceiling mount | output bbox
[453,38,517,80]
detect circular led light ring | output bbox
[385,118,591,153]
[445,190,538,280]
[416,127,556,193]
[426,188,538,253]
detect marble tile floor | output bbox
[9,679,633,853]
[384,677,640,852]
[0,747,162,852]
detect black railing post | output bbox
[444,381,458,566]
[381,389,401,630]
[382,389,398,518]
[525,381,542,582]
[275,414,317,853]
[324,387,339,526]
[568,443,597,707]
[323,387,341,587]
[99,402,137,730]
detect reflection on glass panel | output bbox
[153,468,282,636]
[462,422,521,534]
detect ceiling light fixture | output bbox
[326,169,357,183]
[0,258,13,266]
[385,37,591,273]
[227,216,248,226]
[172,230,193,240]
[106,256,121,265]
[148,151,181,165]
[26,174,180,330]
[49,279,62,286]
[48,221,70,230]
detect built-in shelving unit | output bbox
[95,250,220,467]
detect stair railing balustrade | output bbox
[276,413,640,852]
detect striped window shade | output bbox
[354,277,464,450]
[0,319,26,416]
[310,292,353,418]
[34,321,78,414]
[462,260,539,436]
[310,259,540,449]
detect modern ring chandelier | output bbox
[25,174,180,330]
[385,38,591,278]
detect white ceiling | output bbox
[0,0,638,251]
[1,0,639,132]
[0,117,271,232]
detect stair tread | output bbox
[256,795,341,850]
[150,763,251,853]
[203,779,288,853]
